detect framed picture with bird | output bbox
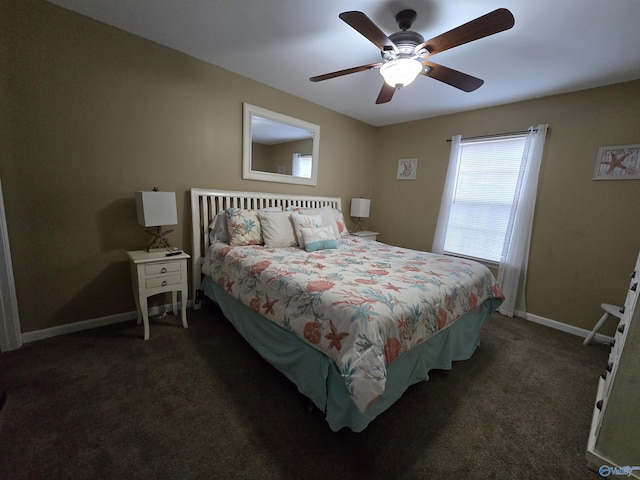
[593,144,640,180]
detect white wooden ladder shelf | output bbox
[583,303,624,345]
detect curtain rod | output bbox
[446,128,539,142]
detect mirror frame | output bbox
[243,103,320,186]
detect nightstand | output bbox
[127,250,190,340]
[351,230,379,241]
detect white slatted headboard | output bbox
[190,188,342,308]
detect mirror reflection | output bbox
[243,103,320,186]
[251,117,313,178]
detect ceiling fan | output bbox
[310,8,515,104]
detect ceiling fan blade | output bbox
[375,83,396,104]
[415,8,514,57]
[339,11,399,54]
[421,61,484,92]
[310,62,382,82]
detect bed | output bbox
[190,188,504,432]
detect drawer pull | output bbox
[618,324,625,334]
[620,306,625,315]
[631,282,638,292]
[606,362,613,372]
[161,280,167,286]
[161,267,167,273]
[632,270,636,279]
[601,371,607,380]
[596,400,603,410]
[609,340,615,349]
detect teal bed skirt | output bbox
[202,277,501,432]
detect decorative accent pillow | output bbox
[300,205,340,238]
[258,211,297,248]
[225,208,262,246]
[333,209,349,237]
[290,213,323,247]
[208,212,230,244]
[300,226,337,252]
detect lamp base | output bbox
[144,226,174,252]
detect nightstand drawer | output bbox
[144,262,182,276]
[145,274,183,289]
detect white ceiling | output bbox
[46,0,640,127]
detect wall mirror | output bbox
[243,103,320,186]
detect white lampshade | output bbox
[380,58,423,88]
[350,198,371,218]
[135,191,178,227]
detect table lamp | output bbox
[350,198,370,232]
[135,190,178,251]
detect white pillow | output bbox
[258,211,297,248]
[290,213,323,247]
[300,205,340,239]
[208,212,229,244]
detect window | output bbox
[435,125,548,317]
[440,135,527,263]
[292,154,312,179]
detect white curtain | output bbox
[497,124,548,316]
[432,134,462,254]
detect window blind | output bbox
[443,136,527,263]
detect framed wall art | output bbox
[397,158,417,180]
[593,144,640,180]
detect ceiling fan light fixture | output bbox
[380,58,422,88]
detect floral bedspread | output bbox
[204,237,504,412]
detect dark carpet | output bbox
[0,301,608,479]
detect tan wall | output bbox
[371,81,640,334]
[250,143,271,172]
[1,0,377,333]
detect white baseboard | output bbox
[515,310,614,344]
[21,301,192,344]
[19,303,611,346]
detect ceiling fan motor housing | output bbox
[386,31,425,59]
[386,9,426,60]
